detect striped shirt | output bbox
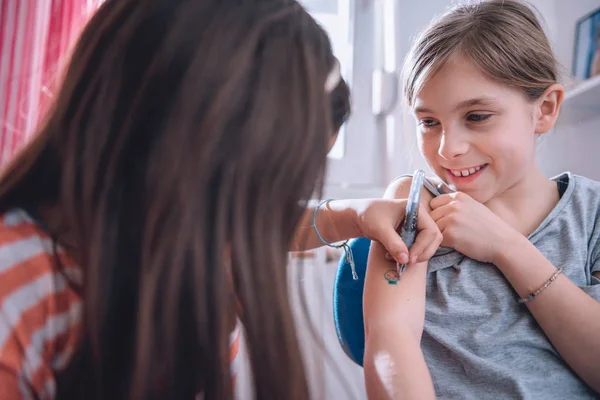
[0,208,241,399]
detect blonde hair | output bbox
[403,0,559,107]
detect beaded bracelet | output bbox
[312,199,358,280]
[518,267,563,304]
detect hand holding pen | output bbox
[393,170,443,277]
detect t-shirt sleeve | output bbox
[588,253,600,284]
[582,229,600,300]
[582,269,600,301]
[0,230,81,400]
[0,367,32,400]
[591,257,600,276]
[0,297,51,400]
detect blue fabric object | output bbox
[332,236,371,366]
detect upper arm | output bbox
[363,177,433,338]
[0,296,50,400]
[383,176,434,212]
[362,177,437,399]
[0,243,80,399]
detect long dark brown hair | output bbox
[0,0,345,398]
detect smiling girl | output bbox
[363,1,600,398]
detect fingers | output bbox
[416,232,443,263]
[433,214,456,248]
[429,203,449,223]
[376,198,410,264]
[429,191,473,210]
[429,193,454,210]
[415,203,437,232]
[407,205,442,263]
[430,199,460,223]
[380,226,409,264]
[433,213,450,232]
[408,226,442,264]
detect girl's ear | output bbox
[534,84,564,135]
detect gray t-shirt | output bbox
[423,172,600,399]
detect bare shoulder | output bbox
[384,175,434,213]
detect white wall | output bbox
[535,0,600,180]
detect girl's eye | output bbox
[420,119,439,127]
[466,113,491,123]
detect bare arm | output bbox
[290,200,362,251]
[495,238,600,393]
[363,177,440,399]
[290,198,418,264]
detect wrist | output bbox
[492,231,531,271]
[490,232,559,298]
[319,199,361,243]
[337,199,364,239]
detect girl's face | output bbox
[412,55,540,204]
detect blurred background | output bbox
[1,1,599,398]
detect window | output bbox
[304,0,353,160]
[301,0,393,196]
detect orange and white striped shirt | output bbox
[0,208,241,399]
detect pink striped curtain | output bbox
[0,0,104,166]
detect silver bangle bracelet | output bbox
[518,267,563,304]
[312,199,358,280]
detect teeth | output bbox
[451,164,484,177]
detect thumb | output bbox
[378,226,409,264]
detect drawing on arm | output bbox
[384,269,400,285]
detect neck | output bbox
[484,164,559,237]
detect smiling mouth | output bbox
[448,164,487,178]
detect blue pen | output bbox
[397,169,425,276]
